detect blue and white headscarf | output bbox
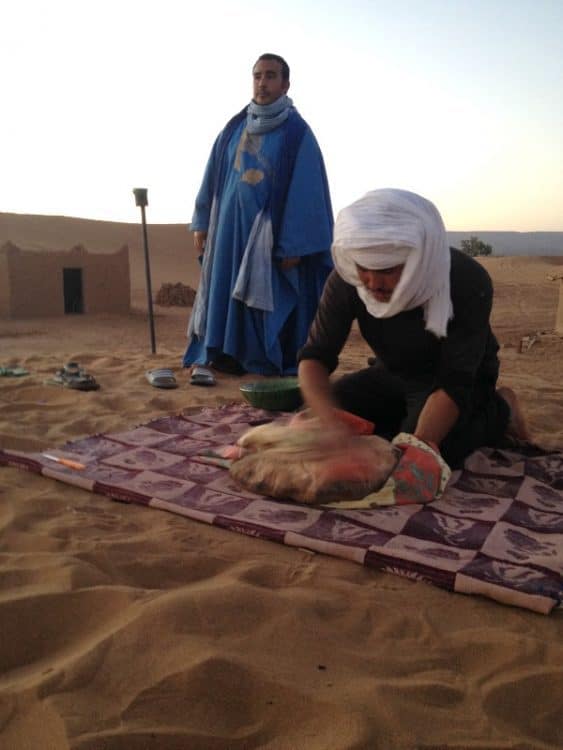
[246,95,293,134]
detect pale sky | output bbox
[1,0,562,230]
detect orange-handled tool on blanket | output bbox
[42,454,86,471]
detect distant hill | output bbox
[447,231,563,256]
[1,213,562,295]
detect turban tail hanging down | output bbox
[331,188,453,338]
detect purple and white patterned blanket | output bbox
[1,404,562,614]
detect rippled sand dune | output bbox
[1,243,562,749]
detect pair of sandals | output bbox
[145,366,215,388]
[47,362,100,391]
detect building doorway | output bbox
[63,268,84,313]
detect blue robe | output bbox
[183,107,333,375]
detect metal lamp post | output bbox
[133,187,156,354]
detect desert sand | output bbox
[0,216,562,750]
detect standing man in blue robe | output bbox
[183,53,334,380]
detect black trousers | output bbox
[332,364,510,468]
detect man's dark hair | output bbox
[255,53,290,81]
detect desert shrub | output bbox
[460,236,493,257]
[155,282,196,306]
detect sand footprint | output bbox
[69,656,372,750]
[482,668,563,746]
[0,587,143,690]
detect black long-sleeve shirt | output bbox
[298,248,501,413]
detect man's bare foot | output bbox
[497,386,531,442]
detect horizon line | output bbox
[1,210,563,235]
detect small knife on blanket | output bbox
[42,454,86,471]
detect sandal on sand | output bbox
[0,366,29,377]
[45,362,100,391]
[146,368,178,389]
[190,365,216,387]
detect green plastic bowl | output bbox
[240,377,303,412]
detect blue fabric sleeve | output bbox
[191,108,247,233]
[191,137,220,232]
[275,129,333,258]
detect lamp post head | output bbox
[133,187,148,207]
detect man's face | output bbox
[356,263,405,303]
[252,59,289,105]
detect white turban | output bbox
[332,188,453,338]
